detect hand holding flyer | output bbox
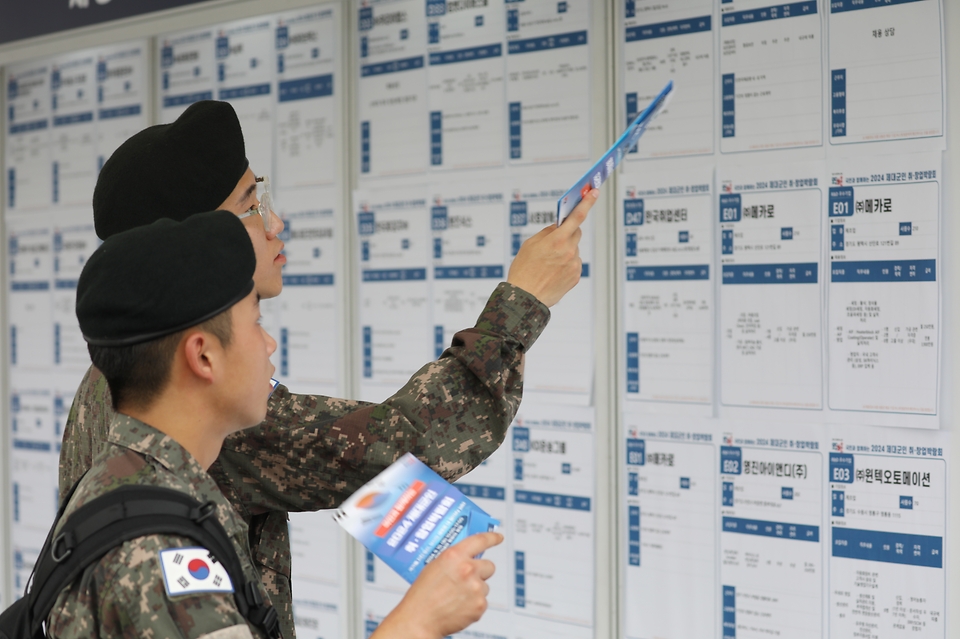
[333,453,499,583]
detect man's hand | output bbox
[372,532,504,639]
[506,188,598,307]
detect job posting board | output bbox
[4,7,351,637]
[5,39,150,600]
[617,1,947,638]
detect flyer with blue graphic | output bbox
[556,80,673,225]
[333,453,499,583]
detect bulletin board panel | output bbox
[0,1,957,639]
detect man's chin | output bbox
[260,278,284,299]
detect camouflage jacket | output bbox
[59,282,549,639]
[48,415,271,639]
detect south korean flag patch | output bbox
[159,547,234,597]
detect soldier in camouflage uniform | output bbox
[52,211,503,639]
[59,101,595,639]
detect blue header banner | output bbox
[99,105,142,120]
[362,268,427,282]
[429,44,503,65]
[434,265,504,280]
[508,30,588,54]
[832,527,942,568]
[627,265,710,281]
[53,112,94,127]
[830,259,936,283]
[723,516,820,542]
[722,262,818,285]
[279,75,334,102]
[361,56,425,77]
[9,120,49,135]
[722,1,817,27]
[626,15,711,42]
[0,0,216,45]
[830,0,925,13]
[282,273,335,286]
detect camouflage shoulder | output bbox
[57,448,154,527]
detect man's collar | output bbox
[105,413,244,538]
[107,413,201,475]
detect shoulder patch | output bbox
[159,547,234,597]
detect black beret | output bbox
[93,100,249,240]
[77,211,255,347]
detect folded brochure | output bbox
[556,80,674,225]
[333,453,499,583]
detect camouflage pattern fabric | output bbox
[59,282,549,639]
[47,415,271,639]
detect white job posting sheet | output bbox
[217,17,276,175]
[828,427,947,638]
[621,167,713,405]
[96,42,149,167]
[622,0,713,159]
[430,181,506,358]
[158,29,216,123]
[719,429,823,639]
[357,0,429,177]
[290,510,346,639]
[719,166,822,409]
[719,0,821,153]
[506,0,591,164]
[511,405,595,630]
[50,211,96,375]
[356,185,431,401]
[6,61,52,211]
[9,374,61,594]
[828,0,944,145]
[275,7,340,189]
[268,187,341,397]
[292,582,343,639]
[623,414,716,639]
[827,154,939,417]
[427,0,505,169]
[7,219,54,372]
[506,167,593,404]
[361,588,406,638]
[50,52,97,208]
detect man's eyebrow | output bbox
[237,182,257,205]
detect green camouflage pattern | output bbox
[48,415,270,639]
[59,282,549,639]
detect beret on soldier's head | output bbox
[77,211,255,347]
[92,100,249,240]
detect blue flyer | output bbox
[556,81,674,225]
[333,453,499,583]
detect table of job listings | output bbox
[0,0,950,637]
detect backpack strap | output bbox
[26,485,280,638]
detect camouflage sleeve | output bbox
[46,534,256,639]
[58,365,117,500]
[210,282,548,515]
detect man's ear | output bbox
[182,331,217,383]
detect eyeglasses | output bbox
[237,176,276,233]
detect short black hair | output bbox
[89,309,233,412]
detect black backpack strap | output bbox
[26,485,280,638]
[16,471,91,606]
